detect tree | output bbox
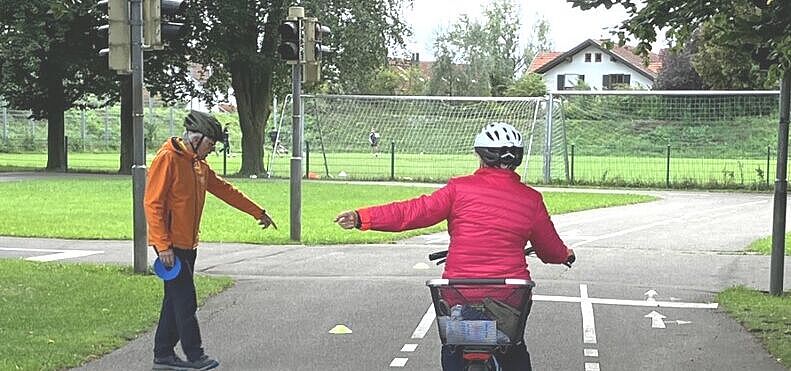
[158,0,410,175]
[567,0,790,295]
[522,17,554,72]
[0,0,118,171]
[368,67,400,95]
[428,0,523,97]
[691,15,776,90]
[654,36,705,90]
[504,72,546,97]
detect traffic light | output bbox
[144,0,187,50]
[97,0,131,74]
[278,19,301,62]
[303,17,331,82]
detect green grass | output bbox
[0,259,233,371]
[717,286,791,368]
[0,151,780,189]
[746,233,791,255]
[0,178,655,244]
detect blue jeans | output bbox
[441,342,532,371]
[153,248,205,361]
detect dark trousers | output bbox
[153,248,204,361]
[441,342,532,371]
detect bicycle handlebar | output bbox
[428,246,575,268]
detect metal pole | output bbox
[543,93,554,183]
[168,107,174,136]
[64,136,69,173]
[131,0,147,273]
[766,145,770,187]
[390,141,395,180]
[305,140,310,178]
[290,63,302,242]
[2,107,7,144]
[666,145,671,188]
[770,70,790,296]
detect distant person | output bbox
[369,128,381,157]
[268,129,287,154]
[146,110,277,371]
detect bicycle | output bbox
[426,248,574,371]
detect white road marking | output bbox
[584,349,599,357]
[0,247,103,262]
[400,344,418,352]
[580,284,597,344]
[389,358,408,367]
[585,362,601,371]
[411,304,435,339]
[645,310,667,329]
[533,295,718,309]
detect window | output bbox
[595,53,602,62]
[602,74,631,90]
[558,74,585,90]
[584,53,591,62]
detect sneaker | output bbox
[152,355,188,371]
[181,355,220,370]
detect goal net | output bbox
[267,95,562,183]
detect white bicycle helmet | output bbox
[473,122,524,169]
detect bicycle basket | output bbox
[426,279,534,346]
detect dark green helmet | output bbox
[184,110,224,142]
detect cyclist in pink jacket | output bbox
[335,122,574,371]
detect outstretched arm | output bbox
[206,167,276,229]
[529,195,573,264]
[335,184,454,232]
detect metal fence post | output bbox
[390,140,395,180]
[168,107,174,136]
[64,136,69,172]
[666,145,671,188]
[767,145,771,187]
[2,106,7,144]
[305,140,310,178]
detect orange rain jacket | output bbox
[145,137,265,252]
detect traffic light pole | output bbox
[131,0,148,273]
[290,63,302,241]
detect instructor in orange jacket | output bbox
[145,110,276,371]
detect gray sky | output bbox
[402,0,668,61]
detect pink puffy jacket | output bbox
[357,167,570,281]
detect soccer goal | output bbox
[268,94,563,183]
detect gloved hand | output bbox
[564,248,576,267]
[259,210,277,230]
[334,210,359,229]
[158,248,175,267]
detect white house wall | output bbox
[540,45,654,91]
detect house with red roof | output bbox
[527,39,662,91]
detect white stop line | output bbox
[0,247,103,262]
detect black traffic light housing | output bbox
[278,20,301,62]
[144,0,187,50]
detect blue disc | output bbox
[154,256,182,281]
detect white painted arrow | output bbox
[644,289,658,303]
[674,320,692,325]
[645,310,666,328]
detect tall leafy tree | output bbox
[0,0,117,171]
[522,17,554,71]
[654,35,705,90]
[160,0,411,175]
[428,0,523,97]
